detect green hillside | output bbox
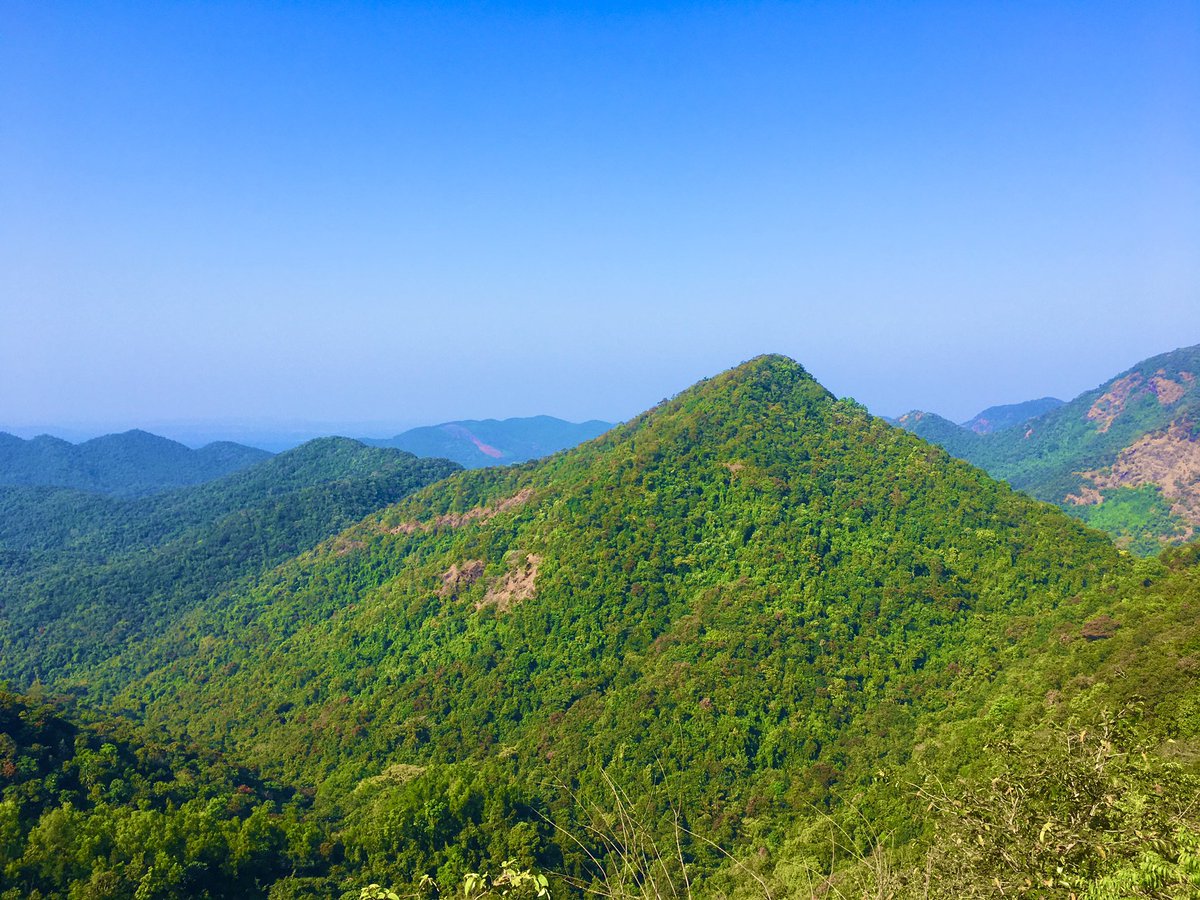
[7,549,1200,898]
[4,357,1200,897]
[58,355,1141,893]
[0,439,460,686]
[900,344,1200,552]
[0,430,270,496]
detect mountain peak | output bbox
[724,352,810,379]
[671,354,830,407]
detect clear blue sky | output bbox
[2,1,1197,443]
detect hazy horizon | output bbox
[4,340,1197,451]
[4,2,1197,440]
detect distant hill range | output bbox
[0,429,270,496]
[960,396,1064,434]
[363,415,614,468]
[898,344,1200,552]
[0,417,613,496]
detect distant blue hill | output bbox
[961,397,1065,434]
[363,415,614,468]
[0,429,270,496]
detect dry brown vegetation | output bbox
[387,488,534,535]
[1078,422,1200,530]
[479,553,541,611]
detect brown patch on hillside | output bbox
[1081,614,1120,641]
[724,461,745,473]
[1077,422,1200,533]
[478,553,541,612]
[439,560,485,598]
[434,489,533,528]
[1086,369,1195,432]
[1086,373,1143,433]
[334,538,366,556]
[443,423,504,459]
[387,488,534,535]
[465,434,504,459]
[1064,485,1103,506]
[1149,374,1187,406]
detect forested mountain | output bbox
[899,344,1200,553]
[5,357,1200,898]
[0,438,459,685]
[0,429,270,496]
[26,353,1174,896]
[960,396,1064,434]
[7,546,1200,898]
[364,416,613,468]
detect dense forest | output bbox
[0,439,459,684]
[3,356,1199,898]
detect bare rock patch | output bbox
[440,560,486,598]
[478,553,542,612]
[387,488,534,535]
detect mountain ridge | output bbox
[0,428,271,496]
[960,396,1065,434]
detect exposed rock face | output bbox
[1077,423,1200,535]
[440,560,486,598]
[387,489,535,534]
[1086,370,1194,433]
[1087,373,1144,433]
[478,553,541,611]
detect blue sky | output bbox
[2,1,1197,443]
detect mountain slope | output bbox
[0,429,270,496]
[900,344,1200,552]
[365,415,613,468]
[961,396,1064,434]
[91,356,1124,880]
[0,438,460,685]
